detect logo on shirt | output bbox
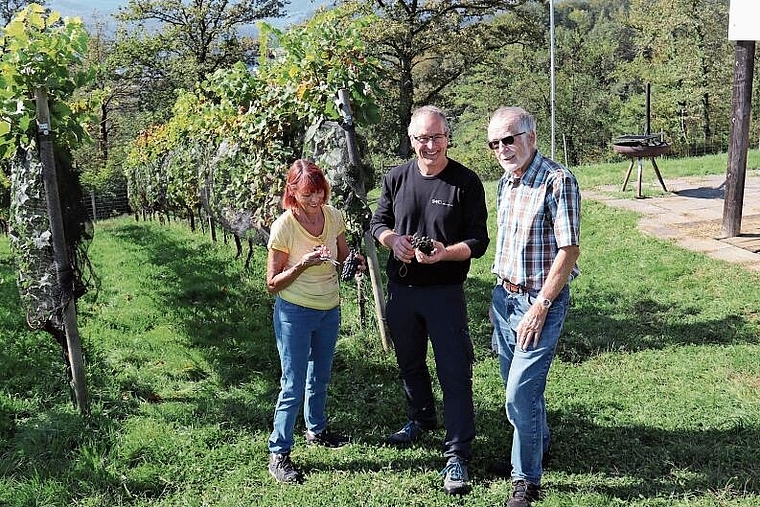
[431,198,453,207]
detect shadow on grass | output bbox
[91,221,279,425]
[560,297,757,364]
[471,403,760,499]
[547,406,760,498]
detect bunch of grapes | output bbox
[410,233,434,255]
[340,249,361,281]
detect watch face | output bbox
[541,298,552,308]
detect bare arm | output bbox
[266,247,326,295]
[516,245,580,349]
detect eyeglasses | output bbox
[487,132,526,150]
[412,134,448,145]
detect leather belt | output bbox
[500,279,530,294]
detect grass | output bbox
[2,150,760,506]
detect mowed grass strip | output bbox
[1,150,760,506]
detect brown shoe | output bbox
[507,479,540,507]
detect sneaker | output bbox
[507,479,540,507]
[440,458,471,495]
[387,420,425,445]
[268,452,301,483]
[304,429,349,448]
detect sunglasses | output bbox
[487,132,526,150]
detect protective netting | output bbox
[8,144,96,342]
[197,119,372,247]
[304,120,373,248]
[200,139,276,245]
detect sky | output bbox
[46,0,322,28]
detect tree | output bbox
[343,0,540,159]
[622,0,733,155]
[446,0,633,170]
[73,20,146,195]
[0,0,41,26]
[112,0,287,121]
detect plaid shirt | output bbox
[492,151,581,291]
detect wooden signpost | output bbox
[722,1,758,238]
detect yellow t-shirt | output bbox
[268,204,346,310]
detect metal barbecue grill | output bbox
[612,84,670,198]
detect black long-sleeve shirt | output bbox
[370,158,489,286]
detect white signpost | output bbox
[728,0,760,41]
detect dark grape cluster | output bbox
[410,233,434,255]
[340,249,361,281]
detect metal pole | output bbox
[550,0,556,160]
[645,83,651,136]
[35,88,89,414]
[90,191,97,221]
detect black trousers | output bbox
[386,280,475,461]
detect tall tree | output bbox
[113,0,287,121]
[446,0,633,170]
[622,0,733,155]
[72,20,139,196]
[344,0,540,158]
[0,0,41,26]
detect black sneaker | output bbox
[387,420,425,445]
[268,452,301,483]
[304,429,349,448]
[440,457,471,495]
[507,479,540,507]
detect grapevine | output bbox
[340,249,361,281]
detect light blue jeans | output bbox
[491,284,570,485]
[268,296,340,454]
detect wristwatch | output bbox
[537,296,552,309]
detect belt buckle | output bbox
[502,279,526,294]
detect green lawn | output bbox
[2,151,760,506]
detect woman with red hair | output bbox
[265,159,362,483]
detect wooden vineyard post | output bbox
[35,88,89,413]
[722,40,755,238]
[335,89,391,351]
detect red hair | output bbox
[281,159,331,210]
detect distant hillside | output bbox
[46,0,320,28]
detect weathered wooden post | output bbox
[722,41,755,238]
[35,88,89,413]
[335,88,391,351]
[722,2,758,237]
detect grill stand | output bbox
[621,155,668,199]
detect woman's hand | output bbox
[302,245,331,267]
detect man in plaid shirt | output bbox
[487,106,581,507]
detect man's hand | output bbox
[515,304,549,350]
[389,233,414,263]
[414,239,446,264]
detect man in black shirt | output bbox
[370,105,489,495]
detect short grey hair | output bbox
[408,105,451,136]
[489,106,536,135]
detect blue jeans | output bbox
[491,284,570,485]
[268,296,340,454]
